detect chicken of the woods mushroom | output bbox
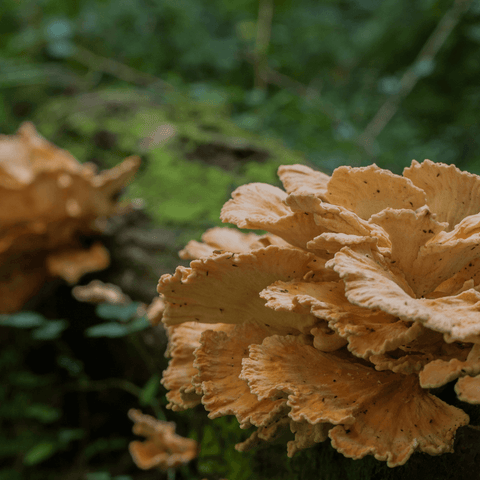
[155,160,480,467]
[0,122,140,313]
[128,409,198,470]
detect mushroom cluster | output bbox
[128,409,198,470]
[157,161,480,467]
[0,123,140,312]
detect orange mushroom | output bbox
[156,160,480,467]
[128,409,198,470]
[0,123,140,312]
[72,279,131,305]
[146,296,165,326]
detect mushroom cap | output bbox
[287,420,331,457]
[235,416,291,453]
[146,296,165,326]
[403,159,480,231]
[220,183,328,249]
[179,227,268,260]
[0,123,140,312]
[162,322,233,410]
[310,323,348,352]
[159,246,318,334]
[260,279,421,358]
[128,409,198,470]
[277,164,330,200]
[159,159,480,466]
[455,375,480,404]
[241,335,469,467]
[46,242,110,285]
[0,122,82,189]
[325,164,426,220]
[193,324,287,428]
[329,244,480,343]
[0,123,140,226]
[369,206,448,297]
[285,193,391,250]
[420,343,480,393]
[72,279,131,305]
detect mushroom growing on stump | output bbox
[156,160,480,467]
[0,123,140,312]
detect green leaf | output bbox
[0,469,22,480]
[0,433,35,457]
[23,442,57,466]
[127,316,150,334]
[58,429,84,445]
[233,113,262,131]
[46,39,75,58]
[44,18,73,41]
[85,473,111,480]
[85,322,130,338]
[25,404,60,423]
[8,371,53,388]
[95,302,140,322]
[378,76,401,95]
[139,374,160,407]
[88,303,148,337]
[57,355,83,376]
[412,58,435,78]
[84,438,127,459]
[201,425,221,456]
[190,83,227,106]
[466,24,480,43]
[244,88,267,107]
[236,20,256,41]
[0,312,45,328]
[31,320,68,340]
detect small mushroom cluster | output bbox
[157,161,480,467]
[0,123,140,312]
[128,409,198,470]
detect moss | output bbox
[33,86,308,234]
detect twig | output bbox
[243,50,341,124]
[266,65,339,121]
[254,0,274,91]
[71,44,174,90]
[357,0,474,152]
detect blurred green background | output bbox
[1,0,480,479]
[2,0,480,176]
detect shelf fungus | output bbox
[0,122,140,312]
[128,409,198,470]
[156,161,480,467]
[72,279,131,305]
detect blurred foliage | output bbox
[85,303,150,338]
[0,305,169,479]
[2,0,480,479]
[1,0,480,175]
[31,86,306,237]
